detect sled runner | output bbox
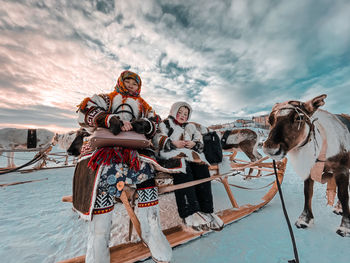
[60,155,287,263]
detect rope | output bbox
[0,147,50,175]
[273,160,299,263]
[228,181,274,190]
[242,172,275,179]
[1,151,68,162]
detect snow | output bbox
[0,148,349,263]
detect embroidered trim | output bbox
[137,186,158,207]
[105,114,118,128]
[144,118,154,135]
[159,136,167,149]
[93,206,114,215]
[137,186,157,191]
[138,200,159,207]
[104,114,110,128]
[99,94,111,113]
[94,111,106,127]
[85,107,104,127]
[80,140,93,156]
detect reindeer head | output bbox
[67,128,91,156]
[263,94,327,160]
[54,131,77,150]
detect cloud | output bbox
[0,103,78,132]
[0,0,349,130]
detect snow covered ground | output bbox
[0,149,349,263]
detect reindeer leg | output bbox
[333,200,343,215]
[253,143,262,177]
[295,177,314,228]
[8,152,16,168]
[335,169,350,237]
[6,152,11,168]
[244,149,257,178]
[229,151,237,162]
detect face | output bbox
[176,106,189,124]
[124,78,139,93]
[263,94,327,161]
[263,103,308,160]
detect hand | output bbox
[172,140,186,148]
[185,141,196,149]
[131,119,151,134]
[121,121,133,132]
[109,117,123,135]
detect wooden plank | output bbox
[158,173,227,194]
[0,178,48,187]
[19,165,75,173]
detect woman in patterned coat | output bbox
[73,70,171,263]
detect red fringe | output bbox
[88,147,140,171]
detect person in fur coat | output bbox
[73,70,171,263]
[154,101,224,231]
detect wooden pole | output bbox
[219,176,239,208]
[119,191,143,241]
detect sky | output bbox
[1,0,350,132]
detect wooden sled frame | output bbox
[0,146,76,174]
[60,155,287,263]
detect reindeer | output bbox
[55,130,81,165]
[262,94,350,237]
[0,128,57,168]
[0,128,82,168]
[189,123,262,176]
[67,128,91,157]
[191,123,262,161]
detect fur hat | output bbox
[169,101,192,121]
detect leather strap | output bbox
[120,191,143,240]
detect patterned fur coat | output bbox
[153,102,210,170]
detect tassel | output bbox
[88,147,140,172]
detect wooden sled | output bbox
[60,156,287,263]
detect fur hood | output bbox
[169,101,192,121]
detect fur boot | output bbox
[86,211,113,263]
[137,186,172,262]
[197,212,224,231]
[183,212,210,231]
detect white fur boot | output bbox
[137,187,172,263]
[198,212,224,231]
[184,212,210,231]
[86,211,113,263]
